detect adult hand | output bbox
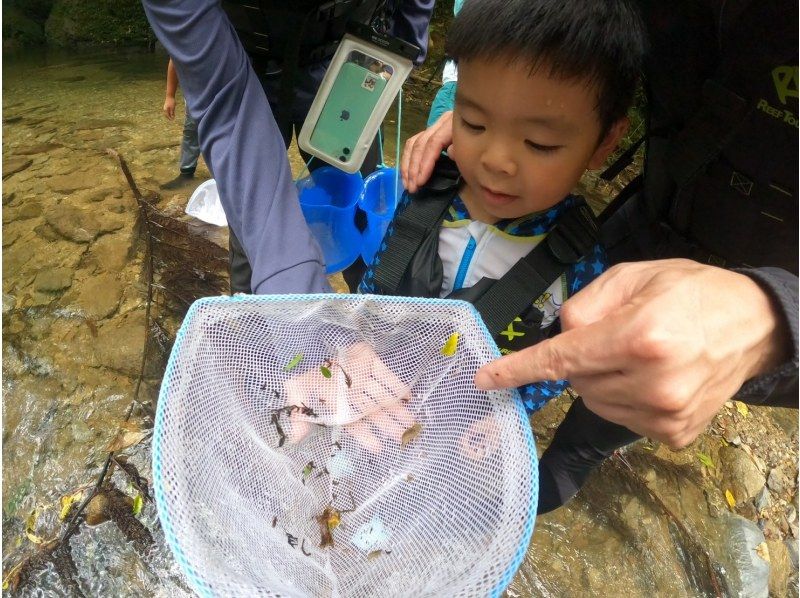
[474,259,789,448]
[163,96,176,120]
[283,343,414,452]
[400,110,454,193]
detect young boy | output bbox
[359,0,647,513]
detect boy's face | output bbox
[452,57,627,223]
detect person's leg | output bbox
[180,102,201,175]
[537,398,641,514]
[162,102,202,189]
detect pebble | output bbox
[768,467,788,494]
[755,487,771,513]
[787,505,797,525]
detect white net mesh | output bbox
[153,294,537,597]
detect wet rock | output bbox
[13,143,62,156]
[46,172,92,194]
[3,294,16,313]
[720,446,765,504]
[85,232,135,273]
[767,467,790,495]
[714,515,769,598]
[755,487,771,513]
[92,310,146,376]
[33,267,73,293]
[768,540,792,597]
[43,203,102,243]
[73,118,134,130]
[69,272,123,320]
[3,200,42,222]
[3,157,32,179]
[138,140,177,153]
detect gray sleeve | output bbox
[141,0,330,295]
[390,0,436,65]
[734,267,798,407]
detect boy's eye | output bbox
[460,117,485,132]
[525,140,561,153]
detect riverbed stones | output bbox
[720,445,765,504]
[768,466,791,494]
[43,202,105,242]
[33,267,73,292]
[46,171,93,194]
[68,272,123,320]
[84,232,134,273]
[92,310,146,376]
[3,157,32,179]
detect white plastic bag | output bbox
[185,178,228,227]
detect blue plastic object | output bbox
[359,167,403,265]
[297,166,364,274]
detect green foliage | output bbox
[3,6,48,46]
[44,0,152,47]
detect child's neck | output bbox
[459,183,501,225]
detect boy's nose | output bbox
[480,143,517,176]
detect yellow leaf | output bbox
[25,509,43,545]
[735,401,749,418]
[107,430,148,453]
[59,491,84,521]
[725,489,736,508]
[132,493,144,517]
[440,333,459,357]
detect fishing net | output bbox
[153,294,537,597]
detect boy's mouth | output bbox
[480,186,518,206]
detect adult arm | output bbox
[474,260,797,448]
[734,267,798,406]
[141,0,329,295]
[391,0,436,65]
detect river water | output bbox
[3,48,796,597]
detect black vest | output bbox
[367,157,601,354]
[604,0,798,274]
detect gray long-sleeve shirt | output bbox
[142,0,433,294]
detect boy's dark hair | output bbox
[446,0,646,135]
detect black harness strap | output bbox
[372,158,461,295]
[473,203,600,334]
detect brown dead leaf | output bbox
[401,423,422,447]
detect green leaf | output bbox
[320,366,332,378]
[697,452,715,469]
[284,353,304,372]
[132,493,144,516]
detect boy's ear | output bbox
[587,117,630,170]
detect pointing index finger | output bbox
[474,311,633,390]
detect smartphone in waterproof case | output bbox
[309,62,387,164]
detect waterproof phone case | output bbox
[298,24,418,173]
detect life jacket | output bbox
[364,156,602,353]
[602,0,798,274]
